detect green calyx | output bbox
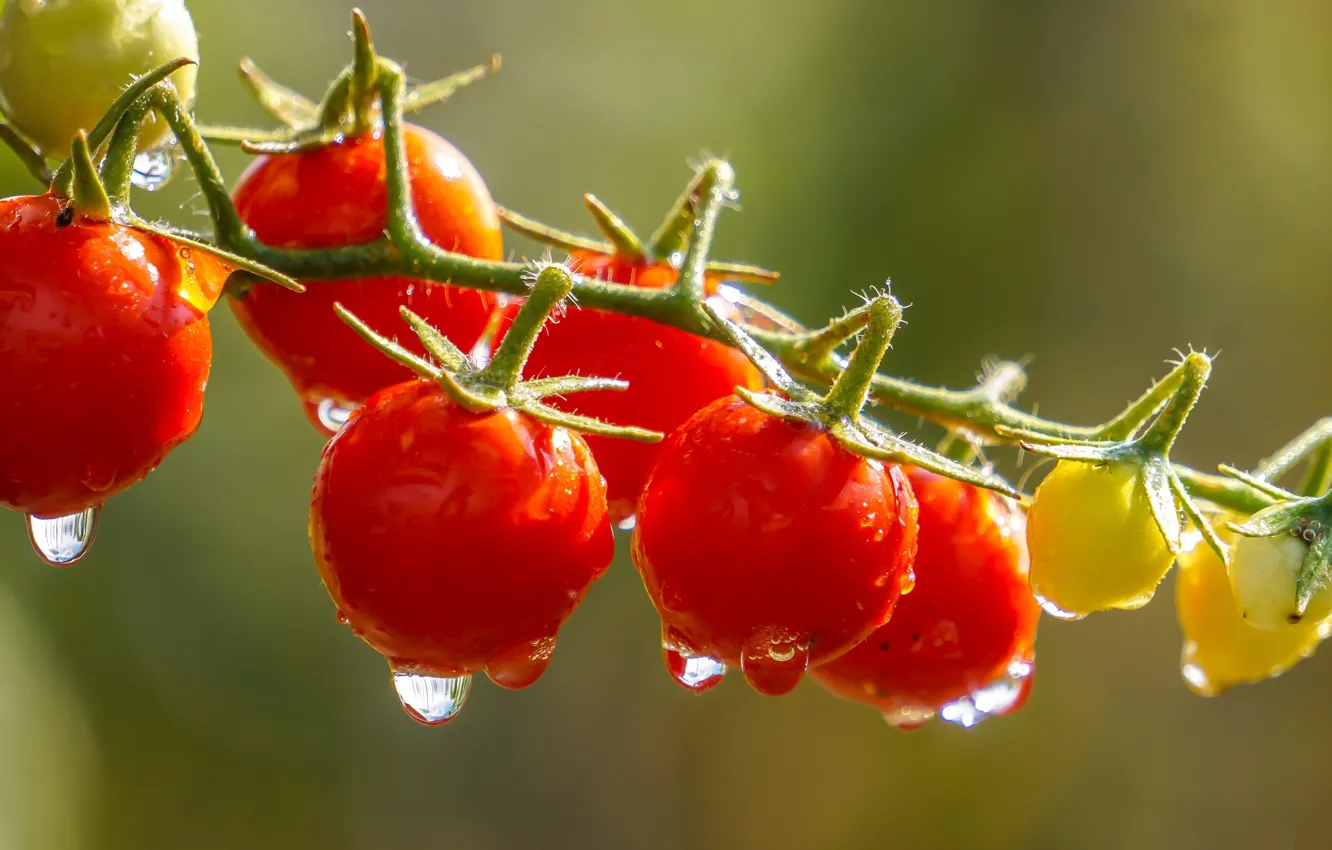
[196,9,501,152]
[702,293,1018,498]
[496,174,779,286]
[335,263,662,443]
[1014,351,1224,560]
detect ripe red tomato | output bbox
[310,379,614,693]
[632,395,919,696]
[229,124,503,432]
[811,468,1040,727]
[515,250,763,523]
[0,194,216,518]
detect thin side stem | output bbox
[821,297,901,421]
[1137,353,1212,455]
[481,266,574,388]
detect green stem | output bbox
[651,166,709,260]
[101,98,152,207]
[672,161,733,305]
[1094,358,1192,442]
[0,122,52,185]
[480,265,574,388]
[150,84,251,240]
[376,66,424,249]
[821,296,901,421]
[1300,442,1332,498]
[1137,353,1211,455]
[1176,466,1277,515]
[1255,418,1332,484]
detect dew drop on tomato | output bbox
[25,506,101,566]
[882,705,935,729]
[936,655,1035,729]
[311,397,359,433]
[391,669,472,726]
[664,648,727,692]
[1035,593,1086,621]
[739,636,811,697]
[130,144,181,193]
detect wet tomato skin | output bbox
[632,395,919,696]
[516,250,763,522]
[811,468,1040,716]
[0,194,213,517]
[310,379,614,686]
[229,124,503,431]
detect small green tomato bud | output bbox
[1227,525,1328,631]
[0,0,199,157]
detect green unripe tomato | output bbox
[0,0,198,157]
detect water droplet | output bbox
[315,397,358,433]
[1036,594,1086,621]
[26,505,100,566]
[615,514,637,533]
[938,657,1035,729]
[740,635,809,696]
[882,705,935,729]
[664,648,726,692]
[334,610,350,625]
[130,144,180,192]
[1180,658,1218,697]
[391,670,471,726]
[899,569,917,595]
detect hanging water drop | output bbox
[664,647,726,692]
[882,704,935,730]
[1035,594,1085,621]
[25,505,101,566]
[391,670,471,726]
[130,144,180,192]
[315,397,358,432]
[615,514,638,533]
[938,657,1035,729]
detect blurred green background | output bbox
[3,0,1332,847]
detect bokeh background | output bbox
[3,1,1332,847]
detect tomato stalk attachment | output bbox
[334,264,663,443]
[703,293,1018,497]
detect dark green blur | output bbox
[2,1,1330,847]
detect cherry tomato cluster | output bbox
[2,0,1330,730]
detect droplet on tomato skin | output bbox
[739,636,810,697]
[314,397,359,433]
[25,505,100,566]
[1035,593,1086,622]
[937,656,1035,729]
[130,144,181,192]
[882,705,935,730]
[486,637,557,690]
[664,647,727,693]
[1180,658,1220,698]
[391,669,472,726]
[615,514,638,533]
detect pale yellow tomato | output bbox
[1027,460,1175,618]
[1227,510,1329,630]
[1177,530,1327,696]
[0,0,198,157]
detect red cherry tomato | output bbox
[632,395,919,696]
[229,124,503,432]
[515,250,763,523]
[0,194,216,518]
[811,468,1040,727]
[310,379,614,690]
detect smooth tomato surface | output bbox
[310,380,614,687]
[0,194,214,517]
[230,124,503,430]
[812,468,1039,719]
[1026,460,1175,618]
[516,250,763,522]
[632,396,919,696]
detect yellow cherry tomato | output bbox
[1177,529,1327,696]
[1026,460,1175,618]
[0,0,198,157]
[1227,510,1329,630]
